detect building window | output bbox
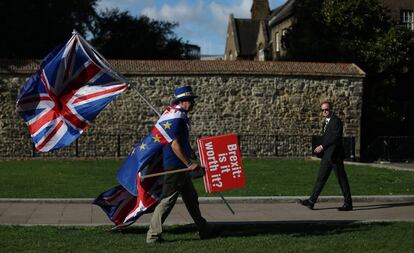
[281,29,288,49]
[401,10,414,31]
[275,32,280,52]
[258,48,265,61]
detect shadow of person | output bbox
[312,207,339,211]
[303,202,414,211]
[162,221,392,239]
[207,221,364,238]
[113,226,148,234]
[352,201,414,211]
[110,221,394,242]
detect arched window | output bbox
[275,32,280,52]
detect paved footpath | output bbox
[1,196,414,226]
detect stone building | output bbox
[380,0,414,31]
[225,0,414,61]
[224,0,270,61]
[268,0,294,60]
[0,59,364,158]
[224,14,261,61]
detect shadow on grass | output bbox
[117,221,393,240]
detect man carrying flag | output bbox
[145,85,213,243]
[94,85,213,243]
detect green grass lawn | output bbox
[0,159,413,198]
[1,222,414,252]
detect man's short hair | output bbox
[320,101,333,108]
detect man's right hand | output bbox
[188,163,199,171]
[188,164,205,179]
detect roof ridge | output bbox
[0,59,365,77]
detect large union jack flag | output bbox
[16,32,128,152]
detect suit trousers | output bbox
[309,158,352,204]
[146,174,207,242]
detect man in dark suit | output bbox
[299,101,353,211]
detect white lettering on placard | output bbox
[205,142,219,172]
[212,174,223,188]
[227,144,237,151]
[205,141,222,187]
[227,144,242,178]
[218,153,227,162]
[220,164,230,173]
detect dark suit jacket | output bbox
[316,113,345,162]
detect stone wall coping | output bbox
[0,59,365,78]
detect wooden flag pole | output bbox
[218,192,235,215]
[141,167,193,179]
[141,168,236,215]
[128,83,162,117]
[74,35,161,119]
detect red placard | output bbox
[197,134,246,193]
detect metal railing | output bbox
[27,134,315,158]
[1,133,357,159]
[363,136,414,162]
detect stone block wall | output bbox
[0,60,364,158]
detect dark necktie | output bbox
[323,120,328,133]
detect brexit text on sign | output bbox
[197,134,246,193]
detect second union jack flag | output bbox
[16,32,128,152]
[94,105,190,229]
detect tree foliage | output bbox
[90,9,184,59]
[0,1,185,59]
[283,0,414,157]
[285,0,413,75]
[0,0,97,58]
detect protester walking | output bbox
[146,85,213,243]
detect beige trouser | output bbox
[146,175,207,242]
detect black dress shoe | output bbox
[298,199,314,210]
[337,204,353,211]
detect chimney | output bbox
[251,0,270,20]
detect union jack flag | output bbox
[94,105,189,229]
[16,32,128,152]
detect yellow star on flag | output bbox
[140,143,146,150]
[153,134,161,143]
[163,121,171,129]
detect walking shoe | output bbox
[298,199,314,210]
[337,204,353,211]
